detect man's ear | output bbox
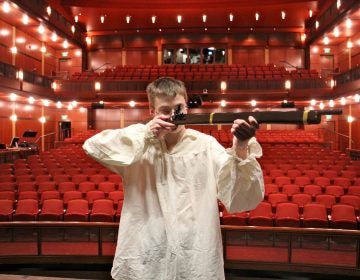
[149,107,155,116]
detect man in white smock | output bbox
[83,77,264,280]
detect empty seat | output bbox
[333,177,351,189]
[35,174,53,184]
[339,195,360,215]
[268,193,288,210]
[0,191,15,201]
[63,190,83,206]
[274,176,292,186]
[325,185,344,199]
[90,199,115,222]
[18,190,38,200]
[313,177,331,188]
[107,174,122,187]
[71,174,88,186]
[98,181,116,194]
[38,199,64,221]
[294,176,312,188]
[302,203,329,228]
[13,199,39,221]
[291,193,312,213]
[108,191,124,207]
[38,181,57,193]
[89,174,106,186]
[40,190,61,205]
[17,181,37,192]
[264,183,279,197]
[282,184,301,197]
[58,181,76,193]
[248,202,274,226]
[330,204,358,229]
[286,169,302,180]
[64,199,89,222]
[0,182,16,192]
[0,199,14,221]
[275,202,300,227]
[221,207,248,225]
[303,184,322,198]
[53,174,71,184]
[315,194,336,214]
[78,181,96,193]
[86,190,105,205]
[348,185,360,197]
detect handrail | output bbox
[93,63,113,72]
[0,222,359,276]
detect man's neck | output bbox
[164,127,186,151]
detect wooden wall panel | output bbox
[232,48,265,65]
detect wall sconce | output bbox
[10,114,17,122]
[95,81,101,92]
[285,80,291,89]
[220,81,227,92]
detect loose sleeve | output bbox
[82,124,152,174]
[216,137,265,213]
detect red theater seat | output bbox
[302,203,329,228]
[38,199,64,221]
[90,199,115,222]
[330,204,358,229]
[0,199,14,221]
[64,199,89,222]
[248,202,274,226]
[275,202,300,227]
[13,199,39,221]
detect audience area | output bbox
[70,64,321,81]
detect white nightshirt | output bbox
[83,123,264,280]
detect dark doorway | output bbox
[58,121,71,141]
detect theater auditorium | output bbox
[0,0,360,279]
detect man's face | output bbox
[151,94,187,119]
[151,94,187,133]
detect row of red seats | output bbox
[0,198,123,223]
[221,202,359,230]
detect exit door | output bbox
[58,121,71,141]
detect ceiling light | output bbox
[10,114,17,122]
[354,94,360,103]
[22,14,29,25]
[74,15,79,22]
[347,116,354,123]
[42,99,50,106]
[129,100,136,107]
[340,97,346,105]
[100,15,105,23]
[329,100,334,107]
[38,24,45,34]
[94,81,101,91]
[345,18,352,29]
[319,102,324,109]
[16,37,26,43]
[220,100,226,107]
[310,99,316,106]
[333,27,340,37]
[40,46,46,53]
[323,36,329,45]
[63,40,69,49]
[229,13,234,22]
[347,40,353,49]
[51,32,57,42]
[9,93,17,101]
[10,46,17,54]
[284,80,291,89]
[250,100,257,107]
[255,13,259,21]
[126,15,131,24]
[281,11,286,20]
[2,2,10,13]
[177,15,182,24]
[71,25,75,33]
[315,21,319,29]
[151,16,156,24]
[0,29,9,36]
[56,101,62,108]
[28,97,35,104]
[202,14,207,23]
[46,6,51,16]
[309,9,313,17]
[337,0,341,9]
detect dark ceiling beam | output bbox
[305,0,360,45]
[11,0,86,48]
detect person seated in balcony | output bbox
[83,76,264,280]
